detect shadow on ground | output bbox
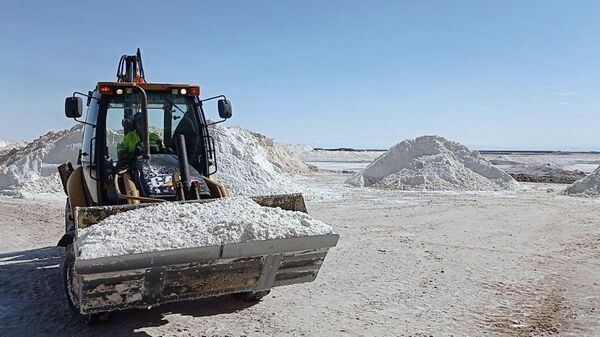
[0,246,257,337]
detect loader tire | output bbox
[232,290,271,302]
[62,245,110,324]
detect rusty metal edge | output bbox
[74,245,222,274]
[74,234,338,275]
[221,234,339,259]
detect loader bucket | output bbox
[68,193,339,314]
[75,193,309,229]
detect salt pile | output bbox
[0,139,26,151]
[347,135,519,191]
[302,149,385,163]
[564,165,600,197]
[11,173,65,199]
[0,123,309,198]
[210,124,307,196]
[76,196,335,260]
[0,125,82,193]
[247,130,313,174]
[283,143,314,157]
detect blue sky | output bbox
[1,1,600,150]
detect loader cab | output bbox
[67,82,229,205]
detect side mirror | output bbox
[218,99,232,119]
[65,97,83,118]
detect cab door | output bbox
[80,92,100,204]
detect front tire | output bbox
[62,245,110,323]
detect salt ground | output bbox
[347,135,519,191]
[77,197,334,260]
[1,126,600,335]
[1,171,599,336]
[486,152,600,174]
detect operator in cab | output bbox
[117,112,164,161]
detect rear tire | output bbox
[62,245,110,323]
[232,290,271,302]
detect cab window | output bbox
[104,92,201,164]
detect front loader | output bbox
[58,49,338,322]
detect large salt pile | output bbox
[76,196,335,259]
[0,139,26,151]
[0,125,82,193]
[564,166,600,197]
[251,131,313,174]
[283,143,314,157]
[347,135,519,191]
[0,123,308,198]
[210,124,308,196]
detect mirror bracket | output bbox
[73,91,99,107]
[206,119,227,126]
[74,117,96,128]
[201,94,226,102]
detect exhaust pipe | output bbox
[175,134,192,192]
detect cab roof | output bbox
[96,82,200,91]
